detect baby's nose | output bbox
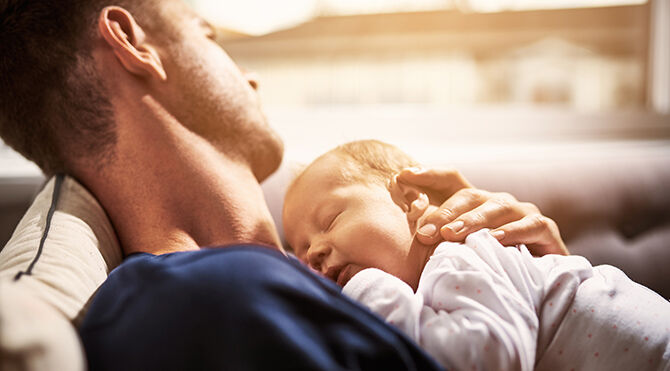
[306,242,331,272]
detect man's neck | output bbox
[77,96,282,256]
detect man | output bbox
[0,0,566,369]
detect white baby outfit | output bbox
[343,230,670,371]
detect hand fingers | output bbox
[490,214,569,256]
[438,193,535,242]
[415,188,490,245]
[397,167,472,197]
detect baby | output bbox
[282,140,670,371]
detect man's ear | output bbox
[98,6,167,81]
[389,174,430,226]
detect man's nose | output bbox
[240,67,259,91]
[306,240,331,273]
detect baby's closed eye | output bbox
[323,211,342,232]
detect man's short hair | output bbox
[0,0,158,175]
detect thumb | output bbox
[397,167,472,196]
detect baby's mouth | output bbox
[325,264,361,287]
[337,264,362,287]
[325,264,345,283]
[336,265,350,286]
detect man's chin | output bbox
[253,133,284,182]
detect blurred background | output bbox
[1,0,669,249]
[194,0,670,165]
[204,1,668,146]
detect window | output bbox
[204,1,652,111]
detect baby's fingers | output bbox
[490,214,569,256]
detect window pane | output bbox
[214,3,649,111]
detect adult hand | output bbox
[397,167,569,256]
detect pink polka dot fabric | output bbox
[535,265,670,370]
[343,229,670,371]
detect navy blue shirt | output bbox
[80,245,443,371]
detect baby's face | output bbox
[283,153,426,288]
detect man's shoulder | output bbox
[83,246,298,326]
[115,245,288,277]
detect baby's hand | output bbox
[397,167,568,256]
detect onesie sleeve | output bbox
[343,230,543,371]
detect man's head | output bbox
[0,0,121,174]
[0,0,282,180]
[282,140,438,289]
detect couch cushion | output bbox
[0,175,122,371]
[0,175,122,320]
[0,280,85,371]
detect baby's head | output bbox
[282,140,439,289]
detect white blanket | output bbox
[343,229,670,371]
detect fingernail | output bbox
[406,167,425,174]
[490,230,505,240]
[445,220,465,233]
[417,223,437,237]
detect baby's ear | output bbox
[389,174,430,226]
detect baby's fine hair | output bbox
[287,140,420,200]
[325,139,420,187]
